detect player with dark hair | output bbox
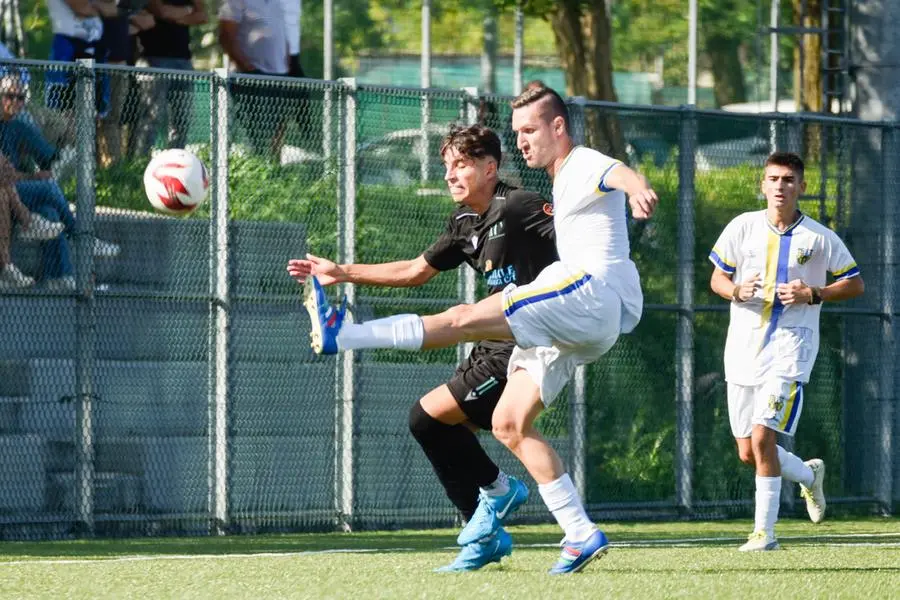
[288,123,558,571]
[709,151,864,550]
[300,81,659,574]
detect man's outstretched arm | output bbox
[287,254,438,288]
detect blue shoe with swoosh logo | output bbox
[303,276,346,355]
[457,477,528,546]
[435,528,513,572]
[549,529,610,575]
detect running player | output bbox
[709,151,864,550]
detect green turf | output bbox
[0,519,897,599]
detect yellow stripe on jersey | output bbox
[760,231,781,328]
[711,247,735,268]
[833,262,859,278]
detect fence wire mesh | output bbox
[0,58,896,540]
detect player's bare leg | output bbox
[741,425,782,551]
[420,294,513,349]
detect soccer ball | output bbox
[143,149,209,215]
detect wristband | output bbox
[732,285,743,303]
[808,286,823,305]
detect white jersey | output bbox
[552,146,643,333]
[709,210,859,385]
[47,0,102,43]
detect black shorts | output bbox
[446,342,513,430]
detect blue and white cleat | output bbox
[549,529,610,575]
[435,528,513,572]
[303,276,346,355]
[457,477,529,546]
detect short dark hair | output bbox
[765,152,805,180]
[440,124,502,165]
[510,80,570,132]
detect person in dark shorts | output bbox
[287,123,557,571]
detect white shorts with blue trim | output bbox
[727,379,804,438]
[501,261,621,405]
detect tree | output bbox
[793,0,822,112]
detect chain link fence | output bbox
[0,58,896,539]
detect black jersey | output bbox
[423,181,558,296]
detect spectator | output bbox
[281,0,303,79]
[218,0,291,158]
[132,0,207,156]
[97,1,155,166]
[0,75,120,291]
[0,156,65,289]
[45,0,115,132]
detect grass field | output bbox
[1,518,898,599]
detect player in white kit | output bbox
[709,152,864,551]
[301,82,658,573]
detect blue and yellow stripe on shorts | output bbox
[778,382,803,433]
[759,229,794,352]
[503,272,592,318]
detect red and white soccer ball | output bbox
[143,149,210,215]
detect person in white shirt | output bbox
[709,151,864,551]
[294,81,658,574]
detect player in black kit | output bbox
[287,124,557,571]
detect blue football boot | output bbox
[549,529,610,575]
[303,276,346,355]
[457,477,529,546]
[435,528,513,572]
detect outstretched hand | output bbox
[286,254,346,286]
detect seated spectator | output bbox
[0,75,119,291]
[132,0,206,156]
[0,157,65,289]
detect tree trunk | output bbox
[549,0,626,159]
[706,35,747,107]
[793,0,823,112]
[481,2,498,94]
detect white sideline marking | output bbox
[0,548,416,566]
[1,533,898,566]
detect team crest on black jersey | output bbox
[796,248,813,265]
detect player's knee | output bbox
[446,304,479,335]
[491,414,524,450]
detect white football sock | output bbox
[336,314,424,351]
[754,475,781,536]
[777,445,814,487]
[480,471,510,497]
[538,473,596,543]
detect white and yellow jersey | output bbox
[552,146,643,333]
[709,210,859,385]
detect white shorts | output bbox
[501,261,622,404]
[727,379,805,438]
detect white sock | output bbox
[480,472,510,497]
[754,475,781,536]
[777,445,814,487]
[538,473,596,543]
[336,314,424,351]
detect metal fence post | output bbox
[337,78,358,530]
[567,95,587,501]
[458,87,479,362]
[208,68,231,534]
[878,124,896,513]
[73,58,97,535]
[676,105,697,513]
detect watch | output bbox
[808,286,823,305]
